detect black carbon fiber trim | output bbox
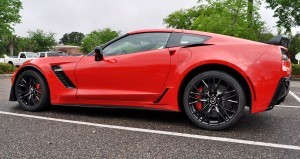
[267,78,290,111]
[51,66,76,88]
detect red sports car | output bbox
[9,29,291,130]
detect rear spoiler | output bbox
[267,35,290,48]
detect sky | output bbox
[14,0,299,40]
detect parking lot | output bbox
[0,76,300,158]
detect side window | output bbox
[102,33,171,56]
[20,53,26,58]
[40,53,45,58]
[180,34,208,45]
[167,33,211,48]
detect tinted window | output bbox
[180,34,208,45]
[26,53,38,58]
[166,33,210,48]
[40,53,45,57]
[102,33,171,56]
[47,53,61,57]
[20,53,26,58]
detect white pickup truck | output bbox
[4,52,38,66]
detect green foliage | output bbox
[292,64,300,75]
[0,0,22,56]
[163,6,202,29]
[164,0,272,41]
[266,0,300,33]
[27,29,57,52]
[81,28,120,54]
[0,0,22,36]
[289,34,300,64]
[0,63,16,74]
[0,41,7,55]
[59,32,85,46]
[13,37,37,54]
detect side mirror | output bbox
[94,46,103,61]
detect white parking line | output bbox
[289,91,300,103]
[276,105,300,108]
[0,111,299,151]
[290,84,300,87]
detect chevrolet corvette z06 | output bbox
[9,29,291,130]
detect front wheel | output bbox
[183,71,245,130]
[15,70,50,111]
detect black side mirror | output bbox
[94,46,103,61]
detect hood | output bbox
[18,56,84,72]
[28,56,84,66]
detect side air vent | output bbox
[51,65,76,88]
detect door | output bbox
[75,32,172,103]
[18,53,26,66]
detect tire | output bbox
[8,61,14,65]
[15,70,50,111]
[183,71,245,130]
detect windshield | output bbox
[26,53,38,58]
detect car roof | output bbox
[128,29,264,45]
[20,52,36,54]
[127,29,222,38]
[128,29,183,34]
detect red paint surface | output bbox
[11,29,291,113]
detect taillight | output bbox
[281,48,289,60]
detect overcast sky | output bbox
[14,0,299,40]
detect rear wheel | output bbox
[183,71,245,130]
[15,70,50,111]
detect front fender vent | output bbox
[51,65,76,88]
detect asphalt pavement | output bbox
[0,76,300,158]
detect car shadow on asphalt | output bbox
[9,103,279,134]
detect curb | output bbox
[0,74,12,77]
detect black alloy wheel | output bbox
[183,71,245,130]
[15,70,49,111]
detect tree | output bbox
[163,6,202,29]
[0,0,22,36]
[81,28,120,53]
[164,0,268,41]
[0,0,22,56]
[13,37,37,53]
[266,0,300,33]
[27,29,56,52]
[0,34,17,56]
[289,34,300,64]
[59,32,85,46]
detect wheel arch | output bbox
[10,65,48,101]
[177,63,253,113]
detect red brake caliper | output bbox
[195,87,203,110]
[35,83,40,89]
[35,83,41,96]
